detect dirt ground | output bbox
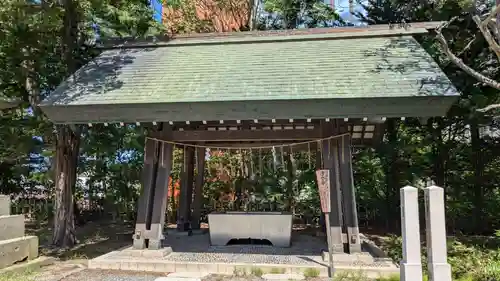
[26,220,135,260]
[7,220,137,281]
[14,220,383,281]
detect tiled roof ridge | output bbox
[98,21,443,49]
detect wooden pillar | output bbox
[148,142,173,249]
[337,133,361,253]
[191,147,206,230]
[177,146,195,231]
[321,120,344,253]
[133,138,158,249]
[133,127,174,250]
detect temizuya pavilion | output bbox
[39,22,459,254]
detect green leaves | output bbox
[88,0,163,38]
[0,0,161,207]
[261,0,340,29]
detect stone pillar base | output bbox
[132,237,146,249]
[122,246,172,258]
[428,263,452,281]
[347,243,362,253]
[331,244,344,253]
[346,230,361,253]
[148,239,162,250]
[400,262,423,281]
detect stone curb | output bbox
[0,256,56,274]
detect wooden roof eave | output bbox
[39,95,458,125]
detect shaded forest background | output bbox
[0,0,499,249]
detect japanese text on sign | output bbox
[316,169,331,213]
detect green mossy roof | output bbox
[39,28,459,123]
[41,35,458,106]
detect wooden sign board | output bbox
[316,169,331,213]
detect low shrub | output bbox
[250,267,263,277]
[333,270,368,281]
[269,267,286,274]
[303,267,320,278]
[379,233,500,281]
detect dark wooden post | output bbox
[177,146,195,231]
[133,138,158,249]
[133,124,174,250]
[337,133,361,253]
[321,120,344,253]
[148,142,174,249]
[191,146,206,230]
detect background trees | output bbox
[0,0,499,251]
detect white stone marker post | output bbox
[424,186,452,281]
[400,186,423,281]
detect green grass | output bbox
[303,267,320,278]
[250,267,263,277]
[233,267,247,276]
[269,267,286,274]
[375,275,401,281]
[376,234,500,281]
[0,269,37,281]
[26,220,134,261]
[333,271,368,281]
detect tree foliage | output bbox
[0,0,500,254]
[0,0,160,247]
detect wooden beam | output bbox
[161,118,377,129]
[151,128,323,142]
[200,139,369,149]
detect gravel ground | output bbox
[203,275,331,281]
[101,232,334,265]
[58,270,332,281]
[60,270,168,281]
[101,232,385,266]
[162,232,328,256]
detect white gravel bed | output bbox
[163,251,318,264]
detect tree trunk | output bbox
[470,119,485,233]
[384,118,400,231]
[285,152,295,214]
[52,0,80,247]
[52,125,80,247]
[428,118,446,187]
